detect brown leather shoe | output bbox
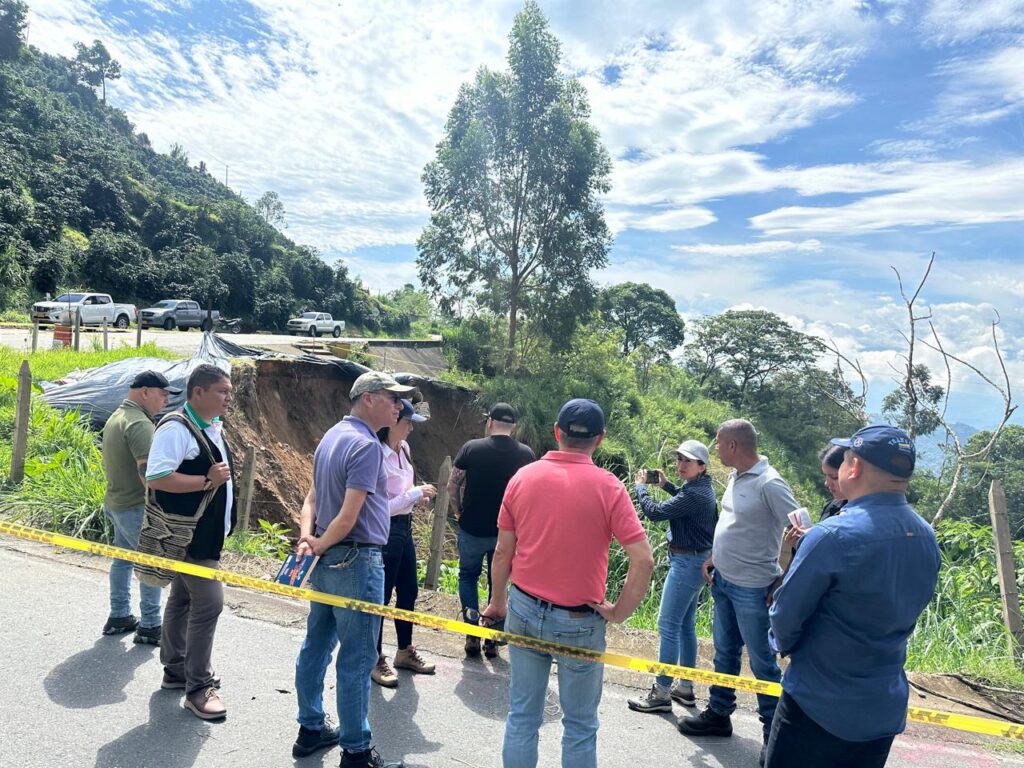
[393,646,435,674]
[371,656,398,688]
[184,686,227,720]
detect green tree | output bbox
[881,363,945,439]
[84,229,151,299]
[599,282,684,356]
[939,426,1024,537]
[71,40,122,103]
[417,0,612,368]
[684,309,819,407]
[254,190,285,228]
[0,0,28,61]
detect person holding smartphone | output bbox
[784,444,848,552]
[628,439,717,713]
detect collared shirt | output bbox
[497,450,646,606]
[382,440,421,517]
[312,415,389,545]
[635,474,716,551]
[147,403,234,539]
[712,456,798,588]
[102,399,155,511]
[769,492,940,742]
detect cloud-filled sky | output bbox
[28,0,1024,427]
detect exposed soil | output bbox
[224,357,485,530]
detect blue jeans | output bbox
[103,504,162,628]
[458,528,496,616]
[656,550,708,689]
[502,585,607,768]
[708,572,782,737]
[295,544,384,753]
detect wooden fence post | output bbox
[102,318,109,350]
[990,479,1023,658]
[9,360,31,484]
[31,323,38,353]
[236,445,257,532]
[424,455,453,590]
[136,315,143,348]
[73,309,81,351]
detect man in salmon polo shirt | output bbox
[482,398,655,768]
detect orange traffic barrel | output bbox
[53,324,72,348]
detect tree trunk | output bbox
[506,287,519,371]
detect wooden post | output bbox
[73,309,81,351]
[423,455,453,590]
[990,479,1023,657]
[9,360,31,484]
[102,318,109,350]
[31,323,38,353]
[236,445,257,532]
[136,314,143,348]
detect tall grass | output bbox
[0,341,178,381]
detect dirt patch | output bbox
[224,358,485,530]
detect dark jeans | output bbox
[765,691,895,768]
[458,528,496,617]
[378,514,418,653]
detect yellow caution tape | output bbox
[0,519,1020,741]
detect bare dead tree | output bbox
[808,337,868,422]
[891,253,935,440]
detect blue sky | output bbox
[29,0,1024,427]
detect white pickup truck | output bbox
[31,292,137,328]
[287,312,346,337]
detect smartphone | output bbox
[645,469,660,484]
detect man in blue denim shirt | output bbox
[765,425,940,768]
[291,371,412,768]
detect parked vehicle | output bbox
[31,292,137,328]
[139,299,220,331]
[287,312,345,337]
[215,317,243,335]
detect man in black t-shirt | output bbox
[448,402,535,658]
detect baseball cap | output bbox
[130,370,181,394]
[398,398,428,422]
[674,439,710,464]
[486,403,517,424]
[831,425,916,479]
[349,371,415,400]
[557,398,605,439]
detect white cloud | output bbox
[921,0,1024,44]
[672,239,823,257]
[607,206,716,234]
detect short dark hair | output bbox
[186,364,229,400]
[819,444,846,470]
[559,433,601,450]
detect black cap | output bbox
[487,403,517,424]
[130,370,182,394]
[557,398,605,439]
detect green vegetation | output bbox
[0,9,415,334]
[223,519,293,560]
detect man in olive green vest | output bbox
[101,370,180,645]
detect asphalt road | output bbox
[2,540,1021,768]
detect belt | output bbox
[336,539,381,549]
[513,584,594,614]
[669,545,710,555]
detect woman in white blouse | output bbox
[371,398,438,688]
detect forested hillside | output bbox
[0,21,412,332]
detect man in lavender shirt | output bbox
[291,371,412,768]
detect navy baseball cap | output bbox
[398,398,428,423]
[557,398,605,439]
[831,425,916,479]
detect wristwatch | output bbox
[202,475,214,491]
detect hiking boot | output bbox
[371,656,398,688]
[393,646,435,675]
[102,615,139,635]
[483,639,499,659]
[161,672,221,690]
[670,680,696,707]
[627,683,673,713]
[133,625,161,646]
[339,747,405,768]
[465,635,481,657]
[184,686,227,720]
[677,706,732,737]
[292,714,340,758]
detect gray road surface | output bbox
[1,540,1020,768]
